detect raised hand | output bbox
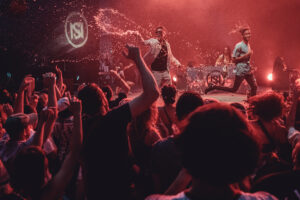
[122,44,141,63]
[19,78,30,92]
[55,65,62,75]
[2,103,13,117]
[43,72,56,88]
[65,91,72,100]
[29,94,39,109]
[69,96,82,115]
[61,83,67,92]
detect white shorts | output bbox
[152,70,171,87]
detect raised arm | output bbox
[109,70,131,94]
[30,108,52,147]
[55,85,62,100]
[123,44,159,118]
[14,78,29,113]
[41,97,82,200]
[143,38,156,46]
[43,73,58,143]
[55,66,64,92]
[46,73,58,109]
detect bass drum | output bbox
[206,70,225,86]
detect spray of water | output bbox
[53,7,227,66]
[94,8,151,42]
[92,8,156,62]
[92,8,222,66]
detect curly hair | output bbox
[239,26,250,35]
[248,91,285,122]
[78,83,109,116]
[223,46,232,60]
[128,103,159,142]
[229,23,250,36]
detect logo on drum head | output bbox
[65,12,88,48]
[207,70,225,86]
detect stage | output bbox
[127,86,274,107]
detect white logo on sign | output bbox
[65,12,88,48]
[70,22,84,40]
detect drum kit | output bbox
[171,64,236,93]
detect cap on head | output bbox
[57,97,70,112]
[4,113,37,138]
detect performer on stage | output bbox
[215,46,233,79]
[205,26,257,97]
[143,26,181,87]
[215,46,232,66]
[272,56,288,91]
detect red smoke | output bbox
[102,0,300,84]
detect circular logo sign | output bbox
[65,12,88,48]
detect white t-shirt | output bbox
[0,137,33,163]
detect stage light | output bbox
[173,76,177,82]
[76,75,80,81]
[267,73,273,81]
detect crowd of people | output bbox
[1,43,300,200]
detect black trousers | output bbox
[214,73,257,96]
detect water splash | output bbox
[92,8,156,62]
[52,8,226,66]
[94,8,151,42]
[92,8,222,65]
